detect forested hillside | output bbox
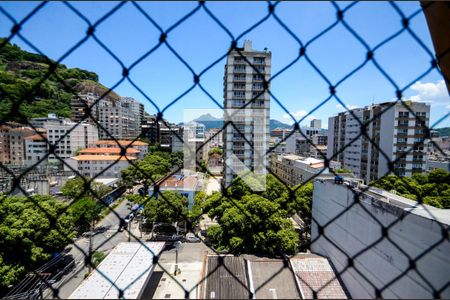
[0,38,118,122]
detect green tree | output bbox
[143,191,189,225]
[370,170,450,209]
[0,194,75,295]
[208,147,223,156]
[0,39,107,122]
[91,251,106,268]
[121,153,172,188]
[335,168,352,174]
[206,194,298,256]
[126,194,144,205]
[201,174,311,256]
[67,197,103,232]
[61,177,112,200]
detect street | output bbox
[46,175,219,299]
[45,198,132,299]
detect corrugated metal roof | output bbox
[69,242,165,299]
[203,255,249,299]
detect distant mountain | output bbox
[181,114,293,131]
[270,119,292,130]
[435,127,450,137]
[194,113,222,122]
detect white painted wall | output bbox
[311,180,450,299]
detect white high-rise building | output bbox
[327,100,430,182]
[310,119,322,129]
[72,93,143,140]
[121,96,145,128]
[39,115,99,163]
[223,40,271,187]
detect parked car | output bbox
[81,231,95,238]
[334,175,344,184]
[151,234,183,242]
[94,225,110,234]
[185,233,201,243]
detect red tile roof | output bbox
[79,147,140,154]
[158,174,199,190]
[71,155,137,161]
[24,134,47,141]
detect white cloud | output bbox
[282,110,307,120]
[335,104,358,111]
[281,110,316,123]
[409,80,449,107]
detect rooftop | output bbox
[93,177,120,187]
[95,140,148,146]
[290,254,347,299]
[155,172,202,190]
[201,254,344,299]
[69,242,165,299]
[202,255,250,299]
[24,134,46,141]
[79,147,140,154]
[70,155,137,161]
[245,256,301,299]
[281,155,325,168]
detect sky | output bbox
[0,1,449,128]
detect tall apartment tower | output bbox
[327,101,430,183]
[223,40,271,187]
[72,93,143,140]
[310,119,322,129]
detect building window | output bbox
[253,57,265,64]
[254,65,265,72]
[234,74,246,81]
[399,111,409,117]
[234,65,246,72]
[252,82,264,90]
[233,91,246,98]
[253,74,264,81]
[233,82,246,89]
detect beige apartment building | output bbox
[270,153,341,186]
[24,134,48,166]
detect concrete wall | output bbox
[311,180,450,299]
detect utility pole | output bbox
[174,241,182,275]
[128,219,131,242]
[88,221,93,273]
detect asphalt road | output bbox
[45,198,131,299]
